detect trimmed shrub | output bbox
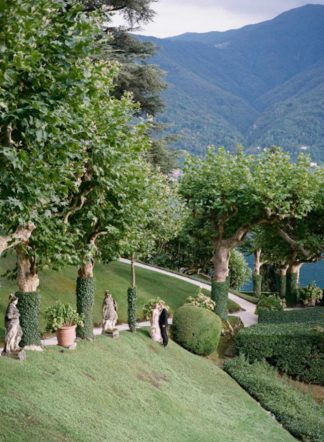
[236,323,324,384]
[185,291,216,311]
[224,356,324,442]
[76,277,95,339]
[258,307,324,324]
[127,287,136,332]
[172,305,222,356]
[255,294,284,315]
[16,291,41,347]
[211,280,228,320]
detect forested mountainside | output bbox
[140,4,324,161]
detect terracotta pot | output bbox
[56,325,76,347]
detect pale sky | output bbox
[113,1,324,38]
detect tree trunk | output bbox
[211,242,230,320]
[278,265,288,299]
[286,262,302,307]
[0,223,35,257]
[76,261,95,339]
[252,248,263,297]
[15,245,41,348]
[131,254,136,289]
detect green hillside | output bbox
[142,4,324,161]
[0,331,295,441]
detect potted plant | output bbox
[45,301,84,347]
[298,283,323,307]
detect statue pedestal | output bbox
[1,349,26,361]
[103,329,119,339]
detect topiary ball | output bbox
[172,305,222,356]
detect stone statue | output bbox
[102,291,118,333]
[150,303,162,343]
[3,294,23,354]
[159,308,169,347]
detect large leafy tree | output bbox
[180,147,320,319]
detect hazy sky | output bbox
[119,1,324,37]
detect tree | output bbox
[116,169,186,331]
[228,249,251,290]
[0,0,108,346]
[180,147,319,319]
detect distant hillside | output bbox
[141,4,324,161]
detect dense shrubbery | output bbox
[228,250,251,290]
[255,294,285,315]
[258,307,324,324]
[172,305,222,356]
[224,356,324,442]
[235,323,324,384]
[185,291,216,311]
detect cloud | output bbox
[114,1,324,37]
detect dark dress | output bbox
[158,308,169,347]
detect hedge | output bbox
[224,356,324,442]
[76,277,95,339]
[258,307,324,325]
[127,287,137,332]
[16,291,41,347]
[172,305,222,356]
[235,323,324,384]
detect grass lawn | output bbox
[0,331,295,442]
[0,257,240,340]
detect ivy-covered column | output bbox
[278,265,288,299]
[211,243,230,320]
[211,280,228,321]
[76,262,95,339]
[128,255,137,332]
[286,263,302,307]
[15,246,41,348]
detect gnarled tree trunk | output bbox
[286,261,303,307]
[0,223,35,257]
[128,254,137,332]
[211,242,230,320]
[278,264,289,299]
[76,261,95,339]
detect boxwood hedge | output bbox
[258,307,324,324]
[224,356,324,442]
[235,322,324,384]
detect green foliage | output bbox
[236,323,324,383]
[76,277,95,339]
[286,272,299,307]
[279,274,287,299]
[142,298,171,320]
[127,287,137,332]
[45,301,84,333]
[258,307,324,324]
[229,250,251,289]
[16,291,41,346]
[253,274,262,297]
[224,356,324,442]
[172,305,222,356]
[299,283,323,306]
[185,287,216,311]
[255,294,284,315]
[211,281,228,320]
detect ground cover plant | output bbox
[0,331,295,442]
[224,356,324,442]
[258,307,324,324]
[0,259,240,340]
[236,322,324,384]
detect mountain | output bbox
[140,4,324,161]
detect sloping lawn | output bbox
[0,257,239,339]
[0,331,295,442]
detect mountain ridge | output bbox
[139,4,324,160]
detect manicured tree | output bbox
[118,169,186,331]
[180,147,319,320]
[0,0,106,346]
[228,249,251,291]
